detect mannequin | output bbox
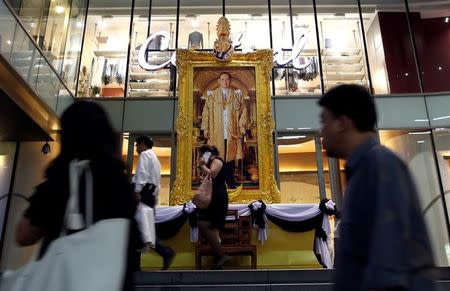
[188,31,204,49]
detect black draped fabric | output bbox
[266,213,324,233]
[155,212,188,240]
[248,200,266,229]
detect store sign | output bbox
[273,34,311,69]
[138,31,309,71]
[138,31,175,71]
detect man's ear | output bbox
[338,115,355,132]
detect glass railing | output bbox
[0,0,74,115]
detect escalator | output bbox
[0,0,75,141]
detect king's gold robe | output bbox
[201,87,248,162]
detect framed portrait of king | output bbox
[170,49,280,204]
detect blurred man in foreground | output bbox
[318,84,435,291]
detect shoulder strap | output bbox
[61,159,93,236]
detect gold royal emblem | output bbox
[213,16,234,61]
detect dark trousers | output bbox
[132,239,173,271]
[224,160,237,188]
[223,139,237,189]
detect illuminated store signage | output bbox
[273,34,310,69]
[138,31,175,70]
[138,31,309,71]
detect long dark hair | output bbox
[59,101,118,160]
[199,144,219,156]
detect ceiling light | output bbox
[6,40,11,45]
[278,135,306,140]
[433,115,450,121]
[408,131,431,135]
[55,5,65,14]
[445,17,449,23]
[417,140,425,144]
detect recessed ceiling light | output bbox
[55,5,65,14]
[408,131,431,135]
[433,115,450,121]
[277,135,306,140]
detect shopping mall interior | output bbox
[0,0,449,288]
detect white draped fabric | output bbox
[154,205,184,223]
[153,203,333,269]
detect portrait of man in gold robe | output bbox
[193,68,258,189]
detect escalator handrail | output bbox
[1,0,76,101]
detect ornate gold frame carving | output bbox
[170,49,280,205]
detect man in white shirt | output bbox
[134,136,175,270]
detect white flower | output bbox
[325,200,335,211]
[184,200,197,213]
[252,201,263,210]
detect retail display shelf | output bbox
[94,50,127,58]
[324,63,363,72]
[326,72,365,81]
[322,55,362,63]
[322,48,361,56]
[128,50,172,97]
[322,47,367,89]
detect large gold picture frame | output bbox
[170,49,280,205]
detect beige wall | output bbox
[0,142,17,250]
[278,152,329,172]
[380,131,449,266]
[365,13,389,94]
[279,172,331,204]
[0,141,60,270]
